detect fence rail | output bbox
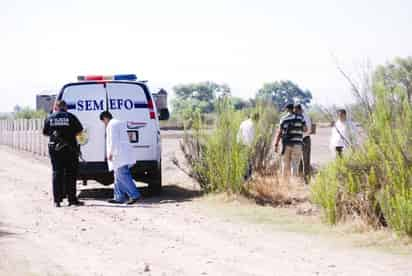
[0,119,49,157]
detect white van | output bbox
[57,74,168,195]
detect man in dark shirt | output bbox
[274,103,307,179]
[43,100,84,207]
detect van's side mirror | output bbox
[158,108,170,121]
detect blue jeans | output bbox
[113,165,141,202]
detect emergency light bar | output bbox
[77,74,137,81]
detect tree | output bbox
[373,56,412,103]
[14,107,46,119]
[231,97,251,110]
[172,81,230,115]
[256,80,312,109]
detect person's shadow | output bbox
[78,185,202,208]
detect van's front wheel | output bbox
[148,165,162,196]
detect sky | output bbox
[0,0,411,112]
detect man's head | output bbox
[99,111,113,126]
[337,109,347,122]
[294,103,303,115]
[284,103,294,114]
[54,100,68,112]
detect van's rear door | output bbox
[106,82,155,160]
[60,83,107,162]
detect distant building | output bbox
[36,94,56,113]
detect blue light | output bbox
[114,74,137,81]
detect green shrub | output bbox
[201,99,248,193]
[181,98,249,193]
[311,77,412,237]
[380,186,412,236]
[250,102,279,175]
[180,98,280,193]
[311,162,340,224]
[14,107,46,119]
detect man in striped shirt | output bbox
[274,103,307,179]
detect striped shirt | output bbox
[279,113,306,146]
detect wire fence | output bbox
[0,119,49,157]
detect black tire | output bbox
[148,164,162,196]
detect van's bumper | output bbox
[78,161,160,185]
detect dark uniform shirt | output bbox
[279,113,306,146]
[43,111,83,148]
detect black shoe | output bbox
[68,200,84,207]
[108,199,124,204]
[54,202,61,208]
[126,197,142,205]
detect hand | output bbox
[108,153,113,161]
[274,144,279,153]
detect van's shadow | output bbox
[78,185,202,206]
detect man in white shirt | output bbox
[237,112,259,179]
[330,109,358,157]
[100,111,141,204]
[237,115,256,147]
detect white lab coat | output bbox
[237,118,255,146]
[330,119,358,151]
[106,119,136,171]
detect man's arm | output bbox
[42,117,50,136]
[348,121,359,146]
[304,114,311,135]
[71,114,84,136]
[106,122,120,161]
[106,122,114,161]
[300,115,308,133]
[302,120,308,133]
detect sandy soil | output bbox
[0,131,411,276]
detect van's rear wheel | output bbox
[148,165,162,196]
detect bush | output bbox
[311,79,412,237]
[180,99,280,194]
[249,102,279,175]
[14,107,46,119]
[311,162,340,225]
[181,98,248,193]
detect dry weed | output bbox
[246,175,309,207]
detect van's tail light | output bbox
[148,100,156,119]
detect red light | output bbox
[147,100,156,119]
[85,75,104,81]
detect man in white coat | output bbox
[100,111,141,204]
[330,109,358,157]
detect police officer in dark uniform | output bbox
[43,100,84,207]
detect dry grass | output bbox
[245,175,310,207]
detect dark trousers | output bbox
[336,146,344,158]
[299,136,311,177]
[49,145,79,203]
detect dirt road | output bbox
[0,132,411,276]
